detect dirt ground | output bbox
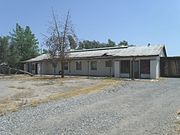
[0,76,180,134]
[0,75,117,115]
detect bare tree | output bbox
[45,32,59,75]
[44,9,77,77]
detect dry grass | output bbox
[33,82,55,86]
[175,125,180,134]
[31,76,74,81]
[30,99,42,107]
[0,100,21,116]
[9,86,26,89]
[0,75,71,81]
[175,110,180,133]
[0,91,32,116]
[12,91,33,100]
[0,77,119,116]
[48,79,118,101]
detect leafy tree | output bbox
[0,36,9,64]
[10,23,39,62]
[23,26,39,58]
[78,39,116,49]
[8,42,21,67]
[118,40,128,46]
[78,40,101,49]
[42,49,48,54]
[68,35,77,49]
[107,39,116,47]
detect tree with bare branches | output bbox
[44,10,77,77]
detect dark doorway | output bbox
[133,61,140,79]
[35,63,38,74]
[28,63,32,73]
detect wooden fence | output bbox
[160,57,180,77]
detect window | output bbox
[76,61,82,70]
[140,60,150,74]
[105,60,112,67]
[91,61,97,70]
[121,60,130,73]
[64,62,68,70]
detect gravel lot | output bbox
[0,78,180,135]
[0,75,104,115]
[0,75,101,100]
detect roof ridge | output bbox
[68,46,130,53]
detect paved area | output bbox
[0,78,180,135]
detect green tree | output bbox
[10,23,39,62]
[107,39,116,47]
[68,35,77,49]
[42,49,48,54]
[8,42,21,67]
[23,26,39,59]
[78,39,116,49]
[118,40,128,46]
[0,36,9,64]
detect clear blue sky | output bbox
[0,0,179,56]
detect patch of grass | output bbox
[0,78,119,116]
[0,102,19,116]
[9,86,16,88]
[30,99,41,107]
[0,92,32,116]
[33,81,56,86]
[32,76,71,81]
[11,91,33,100]
[175,126,180,134]
[16,86,26,89]
[48,79,119,101]
[9,86,26,89]
[10,104,18,112]
[175,110,180,133]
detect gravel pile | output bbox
[0,78,180,135]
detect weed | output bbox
[30,99,41,107]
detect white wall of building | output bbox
[150,57,160,79]
[24,56,161,79]
[114,61,120,77]
[24,64,27,71]
[68,59,114,76]
[32,58,114,77]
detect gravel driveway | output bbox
[0,78,180,135]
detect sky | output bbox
[0,0,180,56]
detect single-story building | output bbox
[24,45,167,79]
